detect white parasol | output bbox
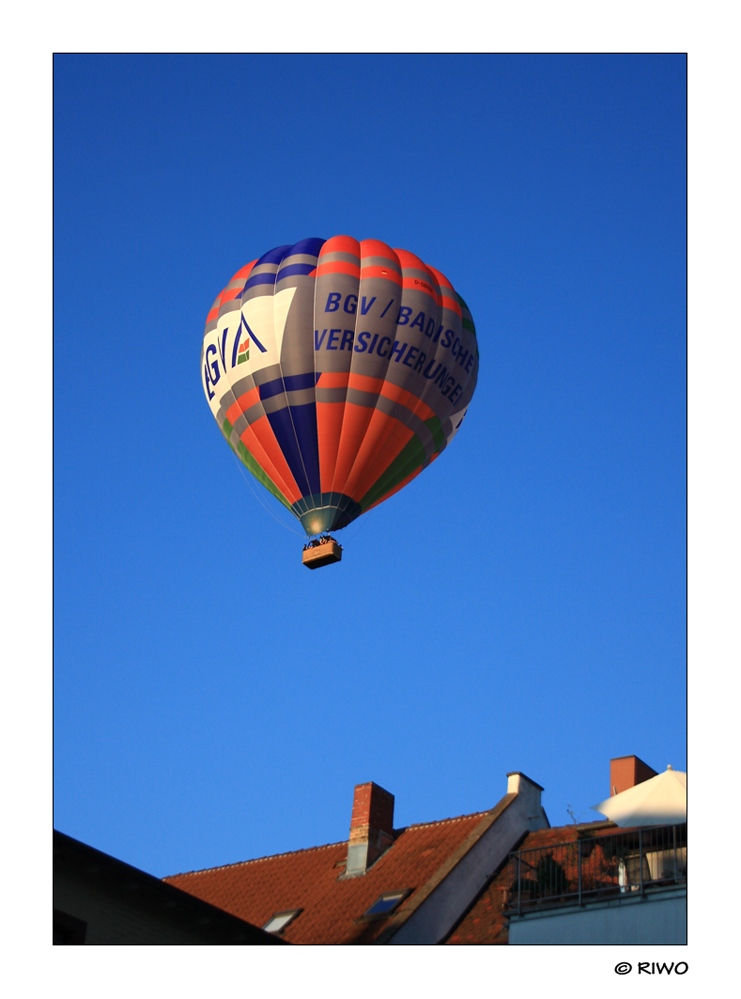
[592,765,686,827]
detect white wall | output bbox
[390,773,548,945]
[508,887,686,945]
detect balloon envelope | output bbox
[201,236,478,535]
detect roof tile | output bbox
[164,812,489,945]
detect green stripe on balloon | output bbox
[222,414,293,510]
[358,441,424,512]
[358,414,447,513]
[427,414,445,451]
[236,439,293,510]
[457,294,476,337]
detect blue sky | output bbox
[54,54,686,879]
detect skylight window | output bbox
[263,909,301,933]
[364,891,408,917]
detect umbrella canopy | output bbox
[592,766,686,827]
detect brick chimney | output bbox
[610,755,658,796]
[345,782,394,876]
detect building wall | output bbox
[508,888,686,945]
[55,869,234,944]
[53,830,283,945]
[390,774,548,945]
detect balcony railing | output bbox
[506,824,686,916]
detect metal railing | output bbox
[506,824,686,916]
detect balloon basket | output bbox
[302,537,343,569]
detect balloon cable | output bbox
[338,504,374,544]
[230,452,305,537]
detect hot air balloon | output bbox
[201,236,478,567]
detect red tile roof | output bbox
[445,871,511,944]
[164,810,492,945]
[446,821,616,944]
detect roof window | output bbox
[262,909,301,934]
[364,890,409,918]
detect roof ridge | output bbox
[164,839,346,879]
[406,809,490,831]
[165,809,494,880]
